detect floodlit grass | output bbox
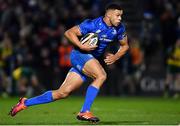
[1,96,180,125]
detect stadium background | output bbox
[0,0,179,98]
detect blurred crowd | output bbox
[0,0,179,97]
[142,0,180,97]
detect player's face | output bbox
[110,9,123,26]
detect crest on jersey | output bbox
[112,29,117,35]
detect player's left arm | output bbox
[104,36,129,65]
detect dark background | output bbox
[0,0,179,97]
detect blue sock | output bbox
[24,91,53,107]
[81,85,99,112]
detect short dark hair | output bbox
[105,3,122,11]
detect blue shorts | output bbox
[69,49,94,81]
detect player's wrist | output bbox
[77,43,83,49]
[114,54,121,61]
[79,44,88,51]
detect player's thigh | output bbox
[58,71,84,92]
[82,58,106,79]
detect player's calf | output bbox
[52,89,71,100]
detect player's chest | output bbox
[94,28,117,43]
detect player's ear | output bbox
[105,10,112,18]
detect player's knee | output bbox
[97,72,107,82]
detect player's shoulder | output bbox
[116,23,126,33]
[92,16,103,22]
[80,16,102,28]
[83,16,102,24]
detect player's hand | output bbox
[104,53,118,65]
[79,42,97,52]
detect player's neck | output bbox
[103,16,112,27]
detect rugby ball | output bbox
[80,33,98,46]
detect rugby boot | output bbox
[77,111,100,123]
[9,97,27,117]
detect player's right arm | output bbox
[64,26,97,51]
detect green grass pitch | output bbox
[0,96,180,125]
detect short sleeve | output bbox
[117,24,127,41]
[78,19,95,36]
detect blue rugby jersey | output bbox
[78,16,126,57]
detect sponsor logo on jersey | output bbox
[99,38,113,42]
[95,30,101,33]
[101,34,107,38]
